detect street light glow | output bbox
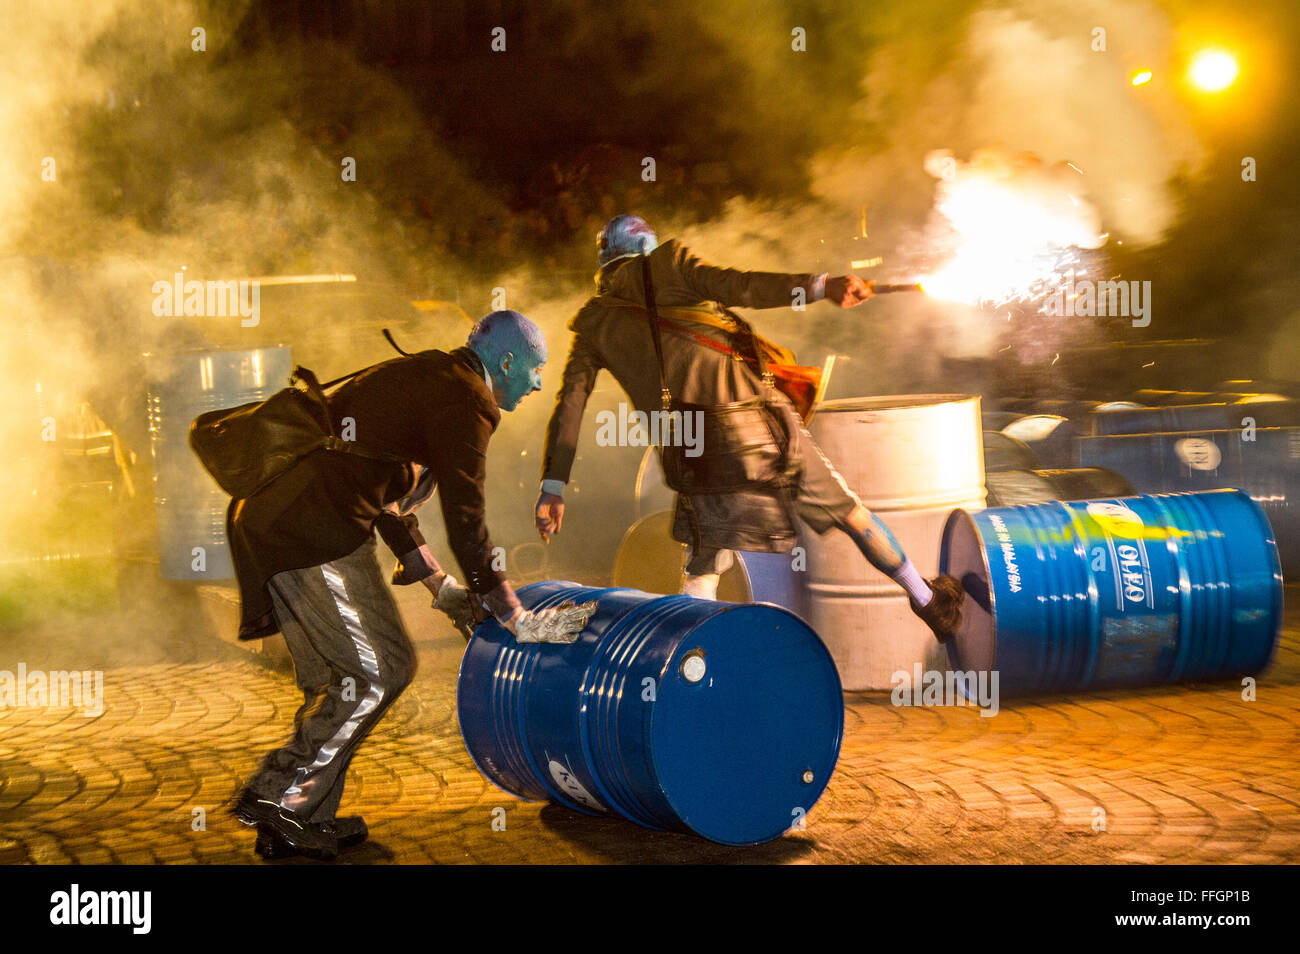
[1189,49,1239,92]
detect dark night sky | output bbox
[12,0,1300,389]
[229,0,1300,354]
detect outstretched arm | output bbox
[670,242,874,310]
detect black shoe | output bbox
[254,818,365,859]
[911,574,964,644]
[234,790,338,861]
[254,825,304,860]
[318,815,369,849]
[231,788,269,827]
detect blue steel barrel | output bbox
[1078,427,1299,574]
[939,490,1282,696]
[1134,389,1219,406]
[726,551,808,618]
[146,347,292,579]
[1092,399,1298,437]
[457,581,843,845]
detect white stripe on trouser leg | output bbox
[280,562,385,813]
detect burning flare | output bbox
[916,147,1107,309]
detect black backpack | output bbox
[189,336,408,500]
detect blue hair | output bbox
[597,214,659,268]
[467,309,547,367]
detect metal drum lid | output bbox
[648,604,842,845]
[937,510,997,675]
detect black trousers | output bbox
[249,538,416,823]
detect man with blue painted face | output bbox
[228,309,594,861]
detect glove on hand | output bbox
[432,575,478,640]
[510,600,598,644]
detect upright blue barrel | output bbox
[730,551,808,618]
[939,490,1282,696]
[146,346,292,579]
[457,582,843,845]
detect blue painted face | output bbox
[468,309,548,412]
[492,351,546,412]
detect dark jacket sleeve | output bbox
[540,329,604,484]
[430,394,507,595]
[374,510,442,585]
[668,241,820,310]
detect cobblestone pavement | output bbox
[1,579,1297,865]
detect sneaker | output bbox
[910,574,964,643]
[233,789,338,861]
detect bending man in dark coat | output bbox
[228,309,592,860]
[535,215,962,639]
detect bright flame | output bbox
[1132,70,1153,86]
[916,151,1106,308]
[1188,49,1238,92]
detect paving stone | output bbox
[2,584,1299,864]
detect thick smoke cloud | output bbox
[1,0,1294,637]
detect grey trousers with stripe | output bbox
[250,537,417,824]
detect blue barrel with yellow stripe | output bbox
[456,581,843,845]
[939,490,1282,695]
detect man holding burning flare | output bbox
[535,214,963,640]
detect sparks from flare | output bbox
[912,149,1108,311]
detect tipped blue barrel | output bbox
[147,346,292,579]
[457,581,843,845]
[939,490,1282,696]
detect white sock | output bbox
[891,559,933,606]
[681,573,720,600]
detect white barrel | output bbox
[800,395,986,690]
